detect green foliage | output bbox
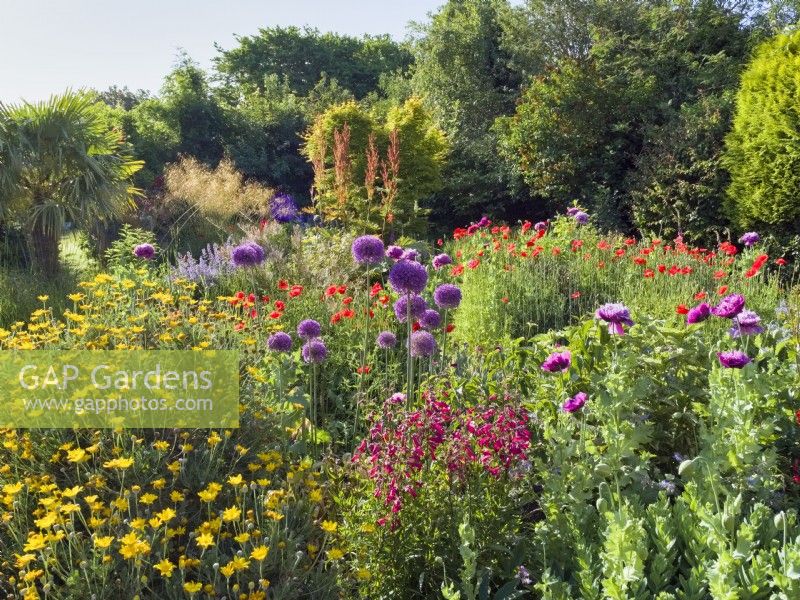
[104,224,159,271]
[723,28,800,238]
[303,98,447,235]
[214,26,412,98]
[411,0,524,226]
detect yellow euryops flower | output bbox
[103,457,134,470]
[156,507,176,523]
[327,547,345,560]
[234,532,250,544]
[139,493,158,505]
[118,532,151,560]
[198,482,222,503]
[183,581,202,594]
[309,489,323,503]
[34,513,58,530]
[228,474,243,486]
[220,562,236,578]
[222,506,241,522]
[61,485,83,499]
[15,553,37,568]
[355,568,371,581]
[195,532,215,549]
[230,556,250,571]
[320,520,338,533]
[94,536,114,550]
[23,533,47,552]
[3,482,24,496]
[66,448,89,463]
[170,490,185,502]
[250,545,269,561]
[154,558,175,578]
[153,440,170,452]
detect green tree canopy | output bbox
[214,26,413,98]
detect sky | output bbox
[0,0,445,103]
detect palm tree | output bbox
[0,91,142,274]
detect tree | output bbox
[411,0,525,226]
[214,26,412,98]
[498,0,754,234]
[723,27,800,237]
[0,91,142,274]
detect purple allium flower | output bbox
[133,243,155,260]
[376,331,397,349]
[730,310,763,337]
[301,338,328,364]
[595,303,634,335]
[541,350,571,373]
[686,302,711,325]
[231,242,265,267]
[388,260,428,295]
[432,253,452,270]
[738,232,760,247]
[267,331,292,352]
[351,235,385,265]
[562,392,587,413]
[573,211,589,224]
[419,309,442,330]
[516,566,532,586]
[393,294,427,322]
[270,194,300,223]
[297,319,322,340]
[433,284,462,309]
[476,216,491,228]
[533,221,547,231]
[386,245,404,260]
[566,207,581,217]
[712,294,745,318]
[409,330,437,357]
[401,248,421,262]
[717,350,751,369]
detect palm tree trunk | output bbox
[30,226,60,275]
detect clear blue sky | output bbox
[0,0,445,103]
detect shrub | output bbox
[724,29,800,237]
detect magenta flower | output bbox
[686,302,711,324]
[712,294,745,318]
[595,303,634,335]
[717,350,751,368]
[541,350,571,373]
[730,310,763,337]
[562,392,587,413]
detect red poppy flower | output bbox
[501,297,509,304]
[570,291,581,299]
[331,312,342,324]
[717,285,729,295]
[643,268,655,278]
[343,296,353,305]
[676,304,689,315]
[247,293,256,304]
[278,280,289,290]
[468,259,480,269]
[451,264,465,276]
[325,285,337,297]
[235,321,245,331]
[694,292,707,300]
[446,324,455,333]
[624,238,636,246]
[777,258,788,266]
[357,365,372,375]
[657,264,666,273]
[289,285,303,298]
[713,270,726,279]
[269,311,281,319]
[274,300,285,311]
[342,309,354,319]
[633,257,646,266]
